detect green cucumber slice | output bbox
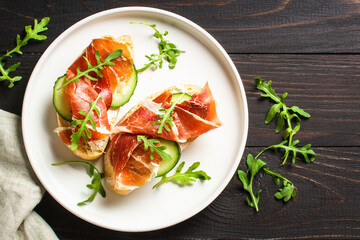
[171,92,192,104]
[156,138,181,177]
[53,74,72,121]
[111,65,138,108]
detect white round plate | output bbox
[22,7,248,232]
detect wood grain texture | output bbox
[0,0,359,53]
[35,147,360,239]
[234,54,360,147]
[0,0,359,239]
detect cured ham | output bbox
[66,37,134,109]
[60,37,133,145]
[108,83,221,193]
[110,133,162,188]
[65,79,110,132]
[114,82,220,142]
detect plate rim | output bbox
[21,6,249,232]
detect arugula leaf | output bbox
[0,62,22,88]
[237,154,266,211]
[58,49,122,90]
[153,93,185,134]
[52,161,106,205]
[255,77,315,165]
[1,17,50,60]
[153,161,211,188]
[238,78,312,211]
[70,94,102,150]
[130,21,183,72]
[271,140,317,165]
[263,168,296,202]
[255,77,310,134]
[153,108,174,133]
[0,17,49,88]
[141,53,163,71]
[137,135,172,161]
[238,154,297,210]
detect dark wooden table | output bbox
[1,1,359,239]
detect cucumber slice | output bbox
[171,92,192,104]
[111,65,138,108]
[53,74,72,121]
[156,138,181,177]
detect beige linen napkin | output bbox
[0,109,58,240]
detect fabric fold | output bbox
[0,109,58,240]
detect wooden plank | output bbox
[0,0,359,53]
[34,147,360,239]
[234,54,360,147]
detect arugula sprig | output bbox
[238,154,296,211]
[70,94,102,150]
[141,54,164,72]
[237,154,266,211]
[131,21,183,72]
[0,17,49,88]
[0,62,22,88]
[255,77,315,165]
[271,140,316,164]
[263,168,296,202]
[137,135,172,161]
[58,49,122,90]
[153,161,211,188]
[238,78,314,211]
[153,93,185,134]
[52,161,106,205]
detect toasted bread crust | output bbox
[104,84,202,195]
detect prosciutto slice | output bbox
[59,37,133,146]
[110,83,221,190]
[66,38,134,109]
[64,79,110,142]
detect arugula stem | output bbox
[282,105,294,165]
[52,160,96,169]
[248,173,259,212]
[263,168,287,182]
[137,64,151,73]
[255,145,272,160]
[137,59,158,72]
[1,36,29,60]
[131,21,162,38]
[0,63,11,81]
[1,49,17,61]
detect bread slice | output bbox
[54,35,133,160]
[104,84,202,195]
[56,107,120,160]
